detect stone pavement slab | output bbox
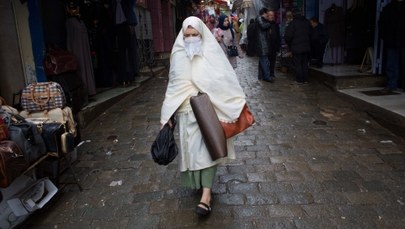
[24,57,405,229]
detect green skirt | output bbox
[181,166,217,189]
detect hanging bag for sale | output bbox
[21,82,66,112]
[43,45,78,76]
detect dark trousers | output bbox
[386,47,405,90]
[268,51,277,77]
[311,41,326,67]
[293,53,310,83]
[258,55,271,80]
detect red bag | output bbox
[44,46,78,76]
[0,118,8,141]
[0,140,30,188]
[220,104,255,139]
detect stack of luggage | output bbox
[0,81,78,189]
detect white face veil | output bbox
[184,36,203,60]
[160,16,246,125]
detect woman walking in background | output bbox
[213,14,238,68]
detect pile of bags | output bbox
[0,81,77,189]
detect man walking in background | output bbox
[310,17,328,68]
[256,7,273,83]
[284,10,312,84]
[268,10,281,78]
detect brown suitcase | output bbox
[0,140,30,188]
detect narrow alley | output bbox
[25,56,405,228]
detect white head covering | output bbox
[160,16,246,124]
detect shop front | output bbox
[236,0,388,75]
[1,0,177,112]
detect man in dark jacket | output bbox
[379,0,405,92]
[255,7,274,82]
[284,11,312,84]
[268,10,281,78]
[310,17,328,68]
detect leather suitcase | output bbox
[20,106,77,137]
[0,140,30,188]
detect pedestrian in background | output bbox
[379,0,405,92]
[268,10,281,78]
[256,7,274,82]
[246,18,257,57]
[284,10,312,84]
[213,14,238,68]
[205,15,217,32]
[309,17,328,68]
[160,16,246,217]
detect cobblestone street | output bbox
[26,57,405,228]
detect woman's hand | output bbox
[160,119,173,130]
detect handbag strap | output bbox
[0,96,7,106]
[30,83,51,106]
[221,39,236,47]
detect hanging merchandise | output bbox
[323,3,345,64]
[43,46,78,76]
[66,2,96,96]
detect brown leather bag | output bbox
[190,93,228,161]
[220,104,255,138]
[0,118,8,141]
[0,140,30,188]
[43,46,78,76]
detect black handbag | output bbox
[151,116,178,165]
[227,45,239,57]
[8,121,47,163]
[37,122,63,153]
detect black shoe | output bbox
[291,81,303,85]
[263,78,274,83]
[195,202,211,217]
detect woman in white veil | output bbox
[160,16,246,217]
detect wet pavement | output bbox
[25,57,405,228]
